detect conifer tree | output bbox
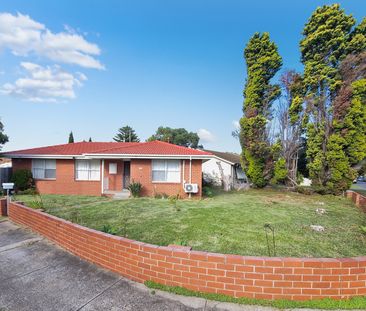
[68,131,74,143]
[301,4,365,193]
[113,125,139,142]
[240,32,282,187]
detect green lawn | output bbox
[14,189,366,258]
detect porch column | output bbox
[101,159,105,194]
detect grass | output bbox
[14,189,366,258]
[145,281,366,310]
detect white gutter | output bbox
[2,154,77,159]
[82,154,213,160]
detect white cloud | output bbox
[1,62,86,102]
[232,120,240,129]
[198,128,215,143]
[0,12,104,69]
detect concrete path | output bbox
[0,220,347,311]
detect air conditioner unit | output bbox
[184,183,198,193]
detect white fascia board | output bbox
[3,154,76,159]
[82,153,214,160]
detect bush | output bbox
[202,186,214,198]
[295,186,314,195]
[101,224,118,235]
[11,169,34,191]
[127,181,143,198]
[271,158,288,184]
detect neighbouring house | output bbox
[2,141,212,198]
[202,150,248,191]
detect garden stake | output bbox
[264,224,276,256]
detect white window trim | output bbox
[75,159,101,181]
[32,159,56,180]
[109,162,117,175]
[151,159,181,184]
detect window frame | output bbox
[32,159,56,180]
[151,159,181,183]
[75,159,101,181]
[109,162,117,175]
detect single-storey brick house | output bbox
[3,141,212,198]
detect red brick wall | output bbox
[346,190,366,213]
[130,159,202,198]
[9,201,366,301]
[12,158,101,196]
[0,198,7,216]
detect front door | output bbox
[123,161,131,189]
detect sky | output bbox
[0,0,365,153]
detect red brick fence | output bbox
[347,190,366,213]
[5,200,366,301]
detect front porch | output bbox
[101,159,130,195]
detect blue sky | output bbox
[0,0,365,152]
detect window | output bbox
[109,163,117,175]
[75,160,100,181]
[235,166,246,181]
[32,159,56,179]
[152,160,180,182]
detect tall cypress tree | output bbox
[240,32,282,187]
[68,131,74,143]
[300,4,364,193]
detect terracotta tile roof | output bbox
[3,141,212,157]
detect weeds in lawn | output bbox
[101,224,118,235]
[169,194,181,211]
[360,226,366,235]
[69,210,82,224]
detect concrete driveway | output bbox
[0,220,280,311]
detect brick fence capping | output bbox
[346,190,366,213]
[7,200,366,301]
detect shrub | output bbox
[101,224,118,235]
[202,186,214,198]
[295,186,314,195]
[271,158,288,184]
[11,169,34,191]
[127,181,143,197]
